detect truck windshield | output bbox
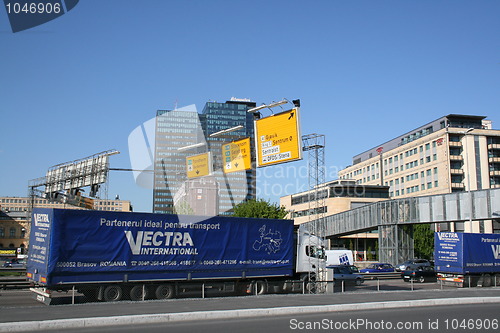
[306,246,326,259]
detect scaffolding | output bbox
[302,133,326,292]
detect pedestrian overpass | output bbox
[303,188,500,265]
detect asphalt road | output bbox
[1,280,499,332]
[0,278,456,308]
[51,303,500,333]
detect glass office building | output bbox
[153,99,257,215]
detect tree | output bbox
[174,200,194,215]
[413,224,434,259]
[231,199,288,219]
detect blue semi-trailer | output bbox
[434,232,500,287]
[27,208,325,303]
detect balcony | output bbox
[449,141,462,147]
[450,155,464,161]
[450,169,464,175]
[491,184,500,189]
[489,157,500,163]
[488,143,500,150]
[451,182,465,189]
[490,170,500,177]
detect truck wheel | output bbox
[482,274,492,287]
[130,285,148,301]
[103,285,123,302]
[155,284,175,299]
[250,280,267,295]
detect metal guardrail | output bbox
[360,272,402,280]
[0,277,30,289]
[0,268,26,273]
[0,268,29,289]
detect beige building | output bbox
[280,180,389,225]
[338,114,500,233]
[0,197,132,252]
[280,180,389,260]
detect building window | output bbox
[9,228,16,238]
[0,227,4,237]
[435,180,439,187]
[426,143,431,150]
[433,154,437,161]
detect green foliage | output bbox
[413,224,434,259]
[367,246,374,261]
[231,199,288,219]
[174,200,194,215]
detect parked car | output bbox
[396,259,432,271]
[401,266,436,283]
[2,259,26,268]
[327,265,364,286]
[359,263,395,273]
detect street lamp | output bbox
[209,125,244,138]
[176,142,207,152]
[247,99,289,114]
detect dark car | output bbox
[397,259,432,271]
[2,259,26,268]
[327,265,364,286]
[359,263,395,273]
[401,266,436,283]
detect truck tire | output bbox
[155,284,175,299]
[250,280,267,295]
[130,285,148,301]
[103,285,123,302]
[482,274,492,287]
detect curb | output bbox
[2,297,500,332]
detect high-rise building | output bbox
[338,114,500,233]
[153,108,203,214]
[153,98,257,215]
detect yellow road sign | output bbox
[222,138,252,173]
[254,108,302,167]
[186,152,212,178]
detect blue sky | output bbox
[1,0,499,212]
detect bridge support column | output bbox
[378,225,414,266]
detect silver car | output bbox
[327,265,364,286]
